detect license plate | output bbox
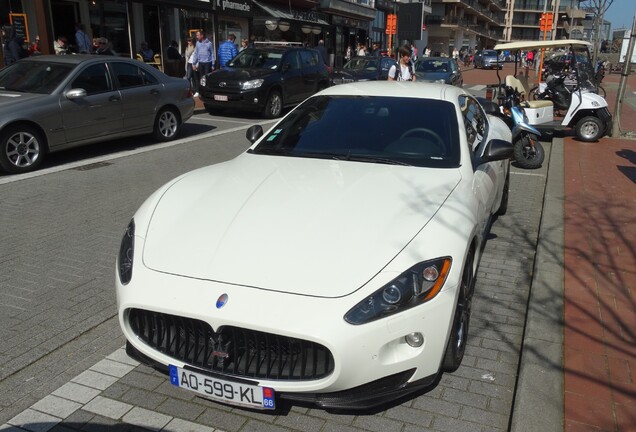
[214,95,228,101]
[169,365,275,410]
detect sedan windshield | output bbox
[343,58,380,71]
[227,48,282,69]
[252,95,460,168]
[416,60,449,73]
[482,50,497,57]
[0,61,74,94]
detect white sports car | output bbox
[116,82,513,410]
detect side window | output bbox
[284,51,301,71]
[299,50,317,67]
[71,63,112,95]
[111,62,158,88]
[458,95,488,153]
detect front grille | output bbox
[128,308,334,381]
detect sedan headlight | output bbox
[241,79,265,90]
[118,219,135,285]
[345,257,452,325]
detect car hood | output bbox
[142,154,461,297]
[416,72,451,81]
[208,67,273,82]
[0,91,46,108]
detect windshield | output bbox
[343,58,379,71]
[0,61,74,94]
[415,60,450,73]
[227,48,283,69]
[252,95,460,168]
[482,50,497,57]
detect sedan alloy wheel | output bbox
[0,125,45,174]
[153,108,180,142]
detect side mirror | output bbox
[65,88,87,100]
[478,138,513,164]
[246,125,264,144]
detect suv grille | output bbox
[128,308,334,381]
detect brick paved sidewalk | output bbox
[562,70,636,431]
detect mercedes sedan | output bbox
[116,82,513,410]
[0,55,194,174]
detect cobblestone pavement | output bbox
[1,83,550,431]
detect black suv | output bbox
[199,45,330,118]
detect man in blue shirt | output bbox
[218,34,238,68]
[191,30,215,97]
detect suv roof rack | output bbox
[254,41,303,47]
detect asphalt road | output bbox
[0,83,550,431]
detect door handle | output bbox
[150,89,160,95]
[109,95,120,102]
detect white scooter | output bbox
[493,39,612,142]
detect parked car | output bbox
[330,56,397,85]
[414,57,463,87]
[473,49,501,69]
[116,81,513,411]
[199,44,330,118]
[0,55,194,174]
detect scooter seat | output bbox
[524,100,554,109]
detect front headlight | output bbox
[435,78,446,84]
[118,219,135,285]
[241,79,265,90]
[344,257,452,325]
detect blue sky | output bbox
[602,0,636,31]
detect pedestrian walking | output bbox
[2,25,28,65]
[191,30,215,97]
[74,23,92,53]
[388,45,416,81]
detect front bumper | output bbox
[116,254,460,409]
[199,88,267,112]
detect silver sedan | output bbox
[0,55,194,174]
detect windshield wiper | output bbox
[343,154,412,166]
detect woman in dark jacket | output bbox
[2,25,27,66]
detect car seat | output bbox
[505,75,553,109]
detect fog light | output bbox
[405,332,424,347]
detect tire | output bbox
[496,165,510,216]
[204,103,218,115]
[0,124,46,174]
[442,251,473,372]
[263,90,283,119]
[152,108,180,142]
[575,116,604,142]
[513,133,544,169]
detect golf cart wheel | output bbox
[575,116,604,142]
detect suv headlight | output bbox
[241,79,264,90]
[117,219,135,285]
[344,257,452,325]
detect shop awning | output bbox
[252,0,329,26]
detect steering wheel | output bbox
[399,128,445,154]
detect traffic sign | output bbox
[386,14,396,35]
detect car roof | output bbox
[494,39,592,51]
[317,81,465,102]
[18,54,134,65]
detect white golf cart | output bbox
[493,39,612,142]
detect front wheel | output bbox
[0,124,46,174]
[575,116,604,142]
[153,108,181,142]
[442,252,473,372]
[513,133,544,169]
[263,90,283,119]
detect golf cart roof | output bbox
[494,39,592,51]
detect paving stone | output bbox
[119,388,166,411]
[8,408,61,432]
[154,398,206,421]
[89,359,135,379]
[351,414,405,432]
[105,349,138,368]
[82,397,133,420]
[52,383,100,405]
[162,418,216,432]
[118,372,165,393]
[411,395,461,418]
[196,408,246,432]
[71,371,118,391]
[31,395,82,419]
[382,404,434,427]
[121,407,171,431]
[273,413,325,432]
